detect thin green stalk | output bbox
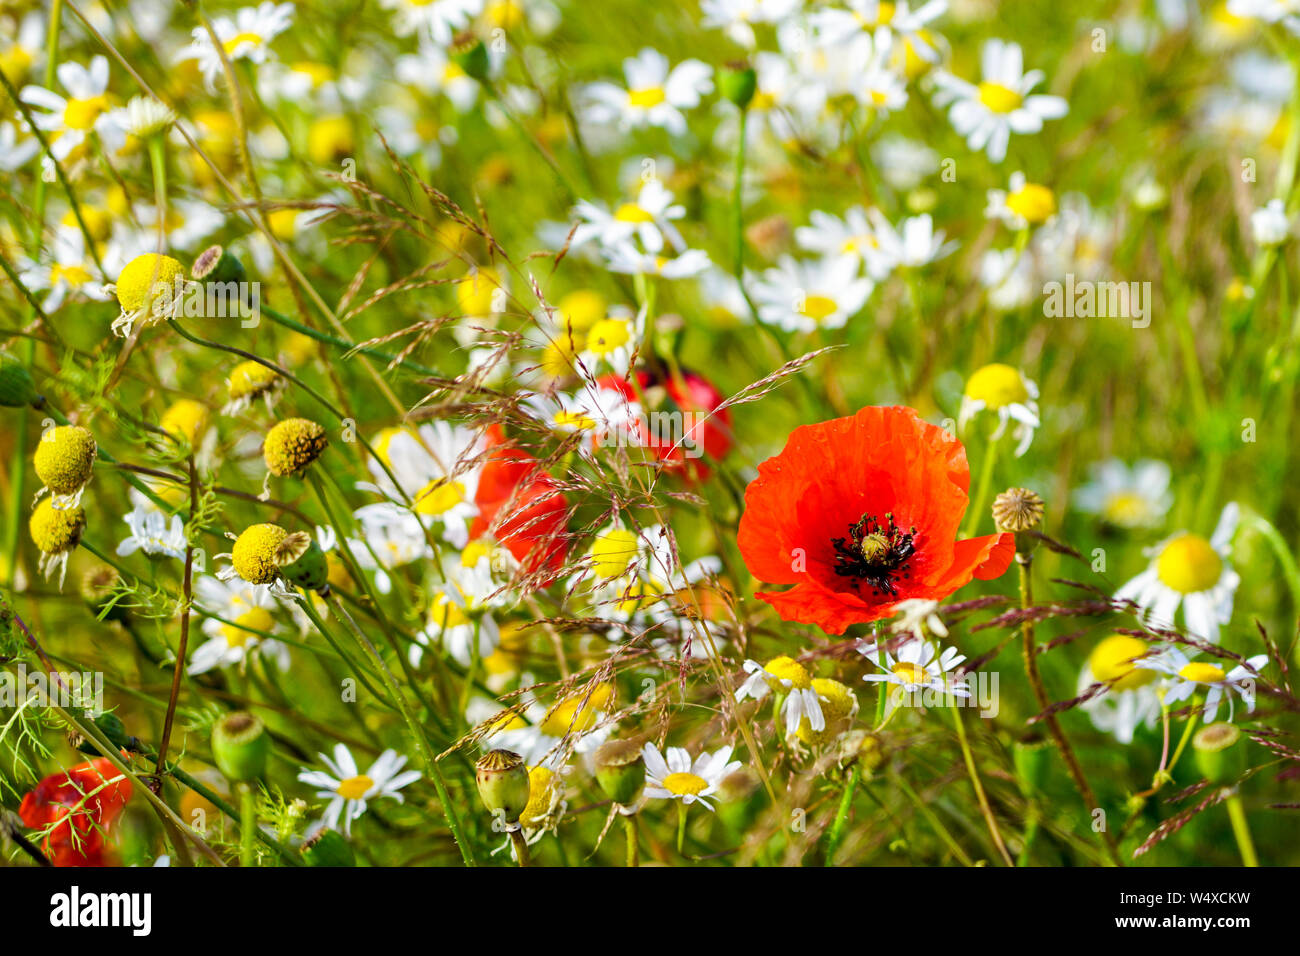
[962,429,1001,538]
[1224,793,1258,867]
[823,764,861,866]
[949,700,1014,866]
[623,814,639,867]
[239,784,258,867]
[509,828,533,867]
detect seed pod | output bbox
[0,352,40,407]
[275,531,329,592]
[211,711,271,782]
[718,61,758,110]
[594,739,646,806]
[192,244,247,285]
[1193,722,1246,786]
[475,749,531,825]
[450,33,490,81]
[75,713,133,756]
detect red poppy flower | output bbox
[19,756,132,867]
[596,368,733,481]
[738,405,1015,635]
[472,424,569,581]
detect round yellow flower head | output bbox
[764,655,812,691]
[456,267,502,318]
[160,399,210,448]
[520,765,561,828]
[965,363,1030,409]
[1006,182,1056,225]
[538,683,614,736]
[558,289,606,334]
[34,425,96,496]
[1088,635,1156,692]
[227,361,280,404]
[232,523,290,585]
[307,116,354,165]
[264,418,329,477]
[589,527,640,579]
[115,253,185,314]
[30,498,86,555]
[797,677,858,745]
[1156,534,1222,594]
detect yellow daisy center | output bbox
[558,289,606,332]
[978,82,1023,114]
[751,89,777,111]
[800,294,838,321]
[222,606,274,648]
[590,528,640,578]
[1102,491,1149,526]
[965,363,1029,408]
[222,31,264,55]
[63,94,109,131]
[1156,534,1222,594]
[627,86,666,108]
[1005,183,1056,224]
[586,318,632,356]
[764,655,812,690]
[1178,662,1227,684]
[50,262,94,287]
[429,594,472,629]
[662,771,707,796]
[414,479,466,517]
[891,661,928,684]
[336,774,373,800]
[1088,635,1155,691]
[614,203,655,223]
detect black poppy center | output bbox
[831,512,916,597]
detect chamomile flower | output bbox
[1251,198,1291,247]
[570,179,687,255]
[20,55,123,162]
[1138,647,1268,722]
[17,226,110,313]
[795,206,894,280]
[858,637,971,699]
[358,422,484,548]
[749,254,873,332]
[1115,503,1241,644]
[581,48,714,135]
[192,576,290,675]
[116,490,187,561]
[413,542,507,667]
[0,12,45,85]
[735,656,826,736]
[0,121,39,172]
[985,172,1057,229]
[298,744,421,837]
[380,0,483,42]
[958,363,1041,457]
[394,35,494,112]
[177,2,295,89]
[888,598,949,641]
[869,209,957,269]
[1073,459,1173,530]
[811,0,948,63]
[489,684,618,766]
[641,741,743,810]
[979,248,1035,312]
[575,304,645,375]
[521,385,642,453]
[223,360,284,415]
[29,498,85,588]
[1077,634,1162,744]
[1228,0,1300,35]
[932,38,1068,164]
[348,502,433,594]
[603,244,712,281]
[108,96,175,140]
[110,253,189,337]
[701,0,801,47]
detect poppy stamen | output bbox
[832,511,917,597]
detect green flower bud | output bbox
[275,531,330,592]
[718,61,758,110]
[450,33,490,82]
[212,711,271,782]
[1193,722,1246,786]
[475,749,530,824]
[1013,739,1051,798]
[594,739,645,806]
[302,828,356,867]
[75,712,133,756]
[0,352,40,407]
[192,244,247,285]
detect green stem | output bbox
[949,700,1014,866]
[962,429,1001,538]
[239,784,258,867]
[509,828,533,867]
[823,764,861,866]
[1224,793,1258,867]
[623,814,639,867]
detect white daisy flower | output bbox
[859,637,971,698]
[603,243,712,280]
[413,542,508,667]
[888,598,949,642]
[1072,459,1173,530]
[357,422,484,549]
[380,0,483,42]
[1115,503,1241,644]
[116,490,187,560]
[1138,647,1268,722]
[701,0,801,47]
[1228,0,1300,35]
[394,33,500,112]
[795,206,894,280]
[0,121,41,172]
[298,744,421,836]
[932,38,1068,163]
[642,741,743,810]
[748,254,873,332]
[581,48,714,135]
[872,135,940,192]
[21,55,124,161]
[177,2,295,89]
[978,248,1035,312]
[521,385,642,454]
[192,575,290,675]
[108,95,175,139]
[735,657,826,736]
[869,209,957,269]
[1251,198,1291,247]
[574,303,645,376]
[1077,634,1162,744]
[570,179,687,255]
[17,225,111,313]
[811,0,948,63]
[985,171,1057,230]
[348,501,436,593]
[958,363,1040,457]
